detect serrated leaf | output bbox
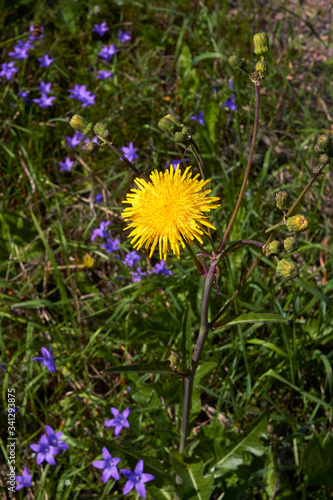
[211,414,268,478]
[105,360,176,375]
[214,312,289,329]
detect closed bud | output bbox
[174,132,190,145]
[315,134,333,154]
[158,114,182,134]
[286,214,309,233]
[318,154,330,166]
[253,32,270,55]
[255,61,269,73]
[283,237,300,253]
[70,114,93,135]
[265,240,283,256]
[228,55,247,70]
[94,122,109,137]
[276,259,299,280]
[85,141,99,152]
[275,190,290,210]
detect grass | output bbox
[0,0,333,499]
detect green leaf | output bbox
[172,456,213,500]
[304,434,333,488]
[203,100,219,143]
[214,312,289,329]
[247,339,288,357]
[105,360,176,375]
[211,414,268,478]
[194,362,217,384]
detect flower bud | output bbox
[265,240,283,256]
[158,114,182,134]
[253,32,270,55]
[174,132,190,145]
[85,141,99,152]
[228,55,247,70]
[283,237,299,253]
[315,134,333,154]
[275,190,290,210]
[318,154,330,166]
[286,214,309,233]
[276,259,298,280]
[94,122,109,138]
[70,114,93,135]
[255,61,269,74]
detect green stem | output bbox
[190,138,205,180]
[217,84,260,254]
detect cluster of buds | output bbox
[228,32,270,85]
[158,114,191,146]
[69,114,110,152]
[313,133,333,172]
[267,190,310,279]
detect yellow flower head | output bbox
[122,166,220,260]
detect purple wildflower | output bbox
[38,54,54,68]
[30,434,59,465]
[120,460,155,499]
[29,25,44,40]
[96,194,103,204]
[45,425,69,451]
[32,345,56,372]
[221,94,237,111]
[91,221,111,241]
[82,136,99,150]
[15,467,32,491]
[32,93,55,108]
[121,141,138,162]
[66,131,84,149]
[59,157,74,172]
[228,77,234,90]
[92,22,109,37]
[68,84,95,107]
[123,251,141,267]
[98,45,119,62]
[18,87,30,104]
[165,158,188,171]
[37,81,52,94]
[190,110,204,125]
[104,407,130,436]
[97,69,113,80]
[117,30,131,43]
[101,237,120,254]
[92,447,121,483]
[132,267,146,283]
[8,40,33,60]
[0,62,18,80]
[152,260,173,276]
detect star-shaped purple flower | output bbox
[165,158,188,171]
[18,87,30,104]
[91,221,111,241]
[0,62,18,80]
[15,467,32,491]
[221,94,237,111]
[97,69,113,80]
[30,434,59,465]
[152,260,173,276]
[29,25,44,40]
[66,131,84,149]
[68,84,95,107]
[121,141,138,162]
[101,237,120,254]
[92,22,109,37]
[123,251,141,267]
[59,157,74,172]
[38,54,54,68]
[190,110,204,125]
[117,30,131,43]
[8,40,33,60]
[95,194,103,204]
[120,460,155,499]
[92,447,121,483]
[44,425,69,451]
[98,44,119,62]
[132,267,146,283]
[104,407,130,436]
[32,93,55,108]
[32,345,56,372]
[37,81,52,94]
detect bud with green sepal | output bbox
[318,154,330,166]
[85,141,100,153]
[283,237,300,253]
[70,114,93,135]
[228,55,247,71]
[265,240,283,256]
[255,60,269,75]
[158,114,182,135]
[275,190,290,211]
[315,134,333,155]
[286,214,309,234]
[94,122,110,139]
[276,259,299,280]
[253,32,270,55]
